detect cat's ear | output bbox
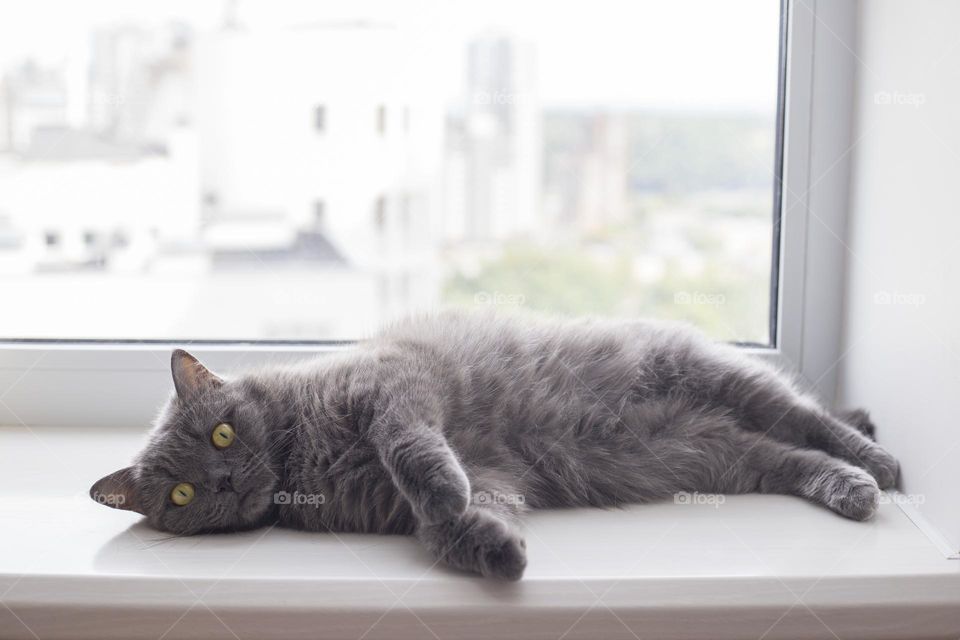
[90,467,146,515]
[171,349,223,400]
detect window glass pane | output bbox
[0,0,781,343]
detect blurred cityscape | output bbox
[0,11,776,343]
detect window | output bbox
[0,1,783,344]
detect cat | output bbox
[90,311,899,580]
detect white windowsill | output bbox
[2,426,959,640]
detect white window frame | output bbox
[776,0,857,407]
[0,0,854,429]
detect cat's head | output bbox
[90,350,279,534]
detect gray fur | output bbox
[91,312,899,580]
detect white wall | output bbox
[839,0,960,552]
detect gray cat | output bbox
[91,312,899,580]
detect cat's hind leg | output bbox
[701,350,898,488]
[719,430,881,521]
[750,393,897,489]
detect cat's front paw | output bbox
[479,527,527,581]
[466,514,527,580]
[417,464,471,524]
[421,510,527,580]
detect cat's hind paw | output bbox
[857,443,899,489]
[822,467,881,521]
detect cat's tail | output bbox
[834,408,877,440]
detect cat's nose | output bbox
[215,473,235,493]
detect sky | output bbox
[0,0,780,111]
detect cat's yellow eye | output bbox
[170,482,195,506]
[212,422,235,449]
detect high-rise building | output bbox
[0,60,70,153]
[444,34,541,243]
[196,21,444,325]
[87,23,193,144]
[574,113,630,232]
